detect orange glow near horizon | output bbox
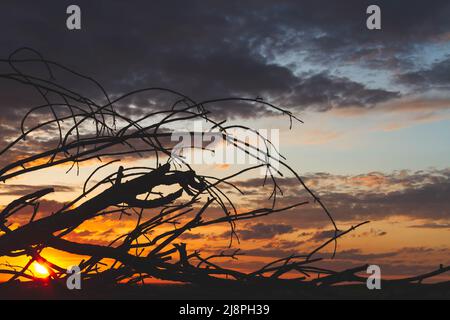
[0,156,449,284]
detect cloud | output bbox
[334,249,398,261]
[240,223,295,240]
[241,246,450,271]
[262,239,304,249]
[326,177,450,221]
[1,0,449,165]
[227,168,450,226]
[1,0,440,122]
[283,73,400,112]
[242,248,301,258]
[309,229,343,242]
[409,223,450,229]
[307,227,387,243]
[218,223,295,240]
[179,233,205,240]
[0,184,75,196]
[397,57,450,89]
[3,199,65,227]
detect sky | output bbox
[0,0,449,282]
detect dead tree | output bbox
[0,48,447,289]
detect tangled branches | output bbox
[0,48,448,290]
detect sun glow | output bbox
[33,262,50,277]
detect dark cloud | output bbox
[409,223,450,229]
[309,229,343,242]
[243,248,300,258]
[0,184,75,196]
[239,223,295,240]
[2,0,448,163]
[230,169,450,226]
[241,246,450,274]
[328,177,450,221]
[269,1,450,70]
[309,227,388,243]
[283,73,400,111]
[4,199,64,227]
[397,57,450,89]
[179,233,205,240]
[334,249,398,262]
[2,0,438,126]
[218,223,295,240]
[262,240,304,250]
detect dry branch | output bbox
[0,48,447,289]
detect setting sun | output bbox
[33,262,49,277]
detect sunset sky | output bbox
[0,0,449,282]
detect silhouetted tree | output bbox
[0,48,447,290]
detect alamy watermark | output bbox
[66,5,81,30]
[61,264,382,291]
[66,265,81,290]
[170,121,281,175]
[66,4,381,32]
[366,265,382,290]
[366,5,381,30]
